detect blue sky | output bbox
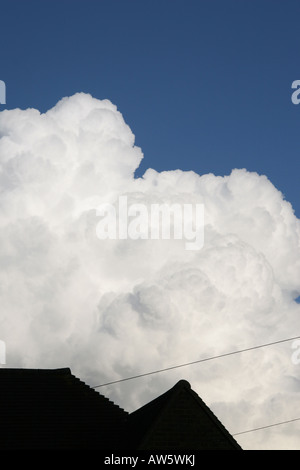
[1,0,299,217]
[1,2,300,449]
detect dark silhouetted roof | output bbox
[125,379,241,450]
[0,369,242,450]
[0,367,127,449]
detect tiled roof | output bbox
[124,379,242,450]
[0,367,127,449]
[0,369,242,450]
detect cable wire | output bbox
[92,334,300,388]
[233,417,300,436]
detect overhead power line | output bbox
[233,417,300,436]
[92,334,300,389]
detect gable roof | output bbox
[0,369,241,450]
[0,367,127,449]
[124,379,241,450]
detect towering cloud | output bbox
[0,93,299,449]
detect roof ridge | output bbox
[173,379,191,389]
[127,379,193,447]
[127,379,242,449]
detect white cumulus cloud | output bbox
[0,92,299,449]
